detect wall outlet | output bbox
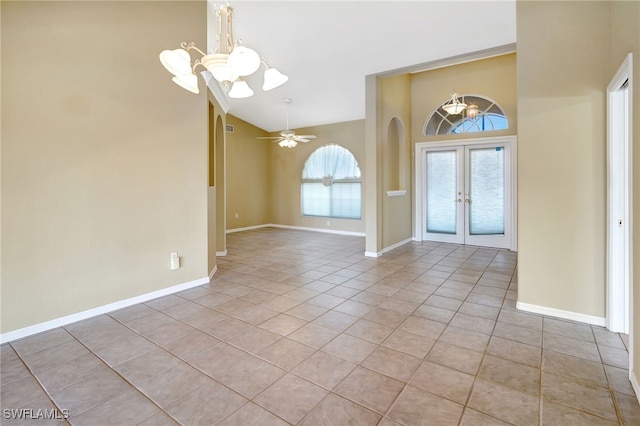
[326,221,331,227]
[170,252,180,270]
[235,213,239,219]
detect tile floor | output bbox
[1,228,639,425]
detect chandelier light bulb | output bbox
[228,45,261,77]
[171,73,199,94]
[228,78,254,98]
[159,48,192,76]
[263,67,289,91]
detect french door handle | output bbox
[456,199,462,202]
[465,199,471,203]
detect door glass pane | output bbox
[426,151,457,234]
[469,147,504,235]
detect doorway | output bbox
[606,53,633,338]
[415,136,517,250]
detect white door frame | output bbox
[414,135,518,251]
[606,53,633,341]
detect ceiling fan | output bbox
[257,98,316,148]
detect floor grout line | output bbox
[1,228,634,425]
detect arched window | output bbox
[424,95,508,135]
[301,144,361,219]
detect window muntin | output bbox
[451,113,508,134]
[301,144,361,219]
[425,95,508,135]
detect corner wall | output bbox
[1,1,208,333]
[516,1,609,320]
[226,115,271,230]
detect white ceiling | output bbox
[207,1,516,132]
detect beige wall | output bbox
[270,120,366,233]
[609,0,640,396]
[380,75,412,248]
[226,115,271,230]
[1,1,208,333]
[517,1,608,318]
[411,53,517,142]
[223,117,365,234]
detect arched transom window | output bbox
[424,95,508,135]
[301,144,361,219]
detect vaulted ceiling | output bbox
[207,1,516,132]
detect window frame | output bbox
[424,95,508,136]
[300,144,362,220]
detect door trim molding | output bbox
[607,53,633,336]
[414,135,518,251]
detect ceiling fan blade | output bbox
[295,135,317,139]
[257,137,284,140]
[295,138,310,143]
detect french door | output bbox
[421,140,512,249]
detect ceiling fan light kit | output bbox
[258,99,317,148]
[159,2,288,97]
[279,139,298,148]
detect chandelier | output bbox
[159,3,288,97]
[466,103,479,119]
[442,92,467,115]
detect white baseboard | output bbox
[216,251,227,256]
[516,301,606,326]
[208,265,218,281]
[226,224,269,234]
[382,238,413,254]
[226,223,365,237]
[364,237,413,258]
[270,224,366,237]
[0,276,209,344]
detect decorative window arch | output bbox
[301,144,361,219]
[424,95,508,135]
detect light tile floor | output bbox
[1,228,639,425]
